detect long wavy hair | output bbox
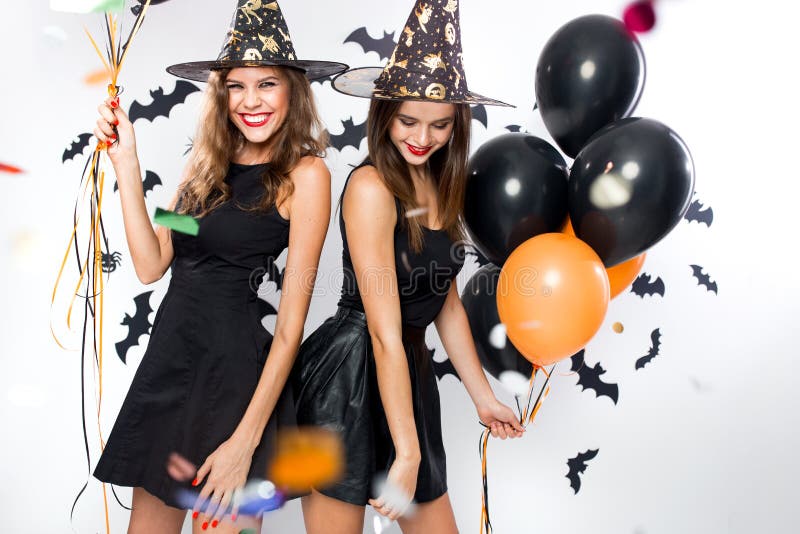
[179,67,327,216]
[365,99,470,252]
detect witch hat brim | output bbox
[332,67,512,107]
[168,59,348,82]
[166,0,347,82]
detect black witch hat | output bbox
[167,0,347,81]
[333,0,511,106]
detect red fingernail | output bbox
[211,520,219,528]
[192,478,199,486]
[110,133,117,139]
[202,522,209,530]
[110,100,118,108]
[113,119,119,125]
[231,514,237,521]
[192,511,199,519]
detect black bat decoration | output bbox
[256,297,278,320]
[115,291,154,364]
[684,198,714,227]
[471,104,488,128]
[569,350,618,404]
[690,265,718,294]
[635,328,662,370]
[328,117,367,151]
[505,125,525,133]
[431,348,461,382]
[344,27,396,62]
[114,170,162,196]
[62,133,93,163]
[310,75,334,89]
[630,273,665,298]
[128,81,200,123]
[566,449,598,494]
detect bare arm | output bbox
[434,283,524,438]
[95,96,178,284]
[343,167,420,516]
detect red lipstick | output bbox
[406,143,432,156]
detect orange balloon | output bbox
[562,216,644,299]
[269,427,344,493]
[607,253,646,299]
[496,233,610,366]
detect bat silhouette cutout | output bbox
[630,273,665,298]
[690,265,718,294]
[114,170,162,196]
[569,352,618,404]
[471,104,488,128]
[464,247,492,268]
[328,117,367,151]
[62,133,93,163]
[115,291,154,364]
[505,125,525,133]
[128,81,200,123]
[431,348,461,382]
[344,27,396,62]
[684,198,714,227]
[635,328,662,370]
[566,449,598,494]
[256,297,278,320]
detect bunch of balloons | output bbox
[464,15,694,373]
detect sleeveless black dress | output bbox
[94,163,295,509]
[293,164,464,506]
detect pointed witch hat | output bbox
[167,0,347,81]
[333,0,511,106]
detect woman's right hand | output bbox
[94,96,137,165]
[368,455,419,520]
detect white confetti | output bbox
[488,323,507,349]
[499,371,530,397]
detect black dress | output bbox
[293,164,464,506]
[94,163,295,509]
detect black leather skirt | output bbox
[293,307,447,506]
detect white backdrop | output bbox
[1,1,799,532]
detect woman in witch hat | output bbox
[293,1,523,531]
[91,1,346,532]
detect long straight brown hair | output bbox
[179,67,327,216]
[365,99,470,252]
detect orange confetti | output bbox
[269,427,343,493]
[612,322,624,333]
[0,162,23,174]
[84,68,110,85]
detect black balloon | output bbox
[569,117,695,267]
[462,264,533,383]
[465,133,569,265]
[535,14,646,158]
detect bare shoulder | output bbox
[344,164,394,212]
[290,155,331,188]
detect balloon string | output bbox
[478,426,492,534]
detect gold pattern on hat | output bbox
[397,86,421,97]
[444,0,458,15]
[240,0,268,24]
[423,52,447,73]
[425,83,446,99]
[403,26,415,47]
[227,29,244,48]
[277,26,291,43]
[258,33,280,53]
[444,23,456,45]
[415,3,433,33]
[243,48,263,60]
[264,1,279,10]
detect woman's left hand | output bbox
[192,436,254,529]
[476,398,525,440]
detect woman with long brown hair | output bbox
[91,2,346,532]
[294,1,523,532]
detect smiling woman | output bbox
[88,1,346,534]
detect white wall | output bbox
[1,0,798,532]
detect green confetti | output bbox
[153,207,199,236]
[239,530,258,534]
[49,0,124,14]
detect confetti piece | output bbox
[153,207,199,236]
[488,323,507,349]
[50,0,124,13]
[499,370,530,397]
[612,322,624,333]
[405,207,429,219]
[84,67,110,85]
[624,1,657,33]
[0,162,23,174]
[269,427,344,493]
